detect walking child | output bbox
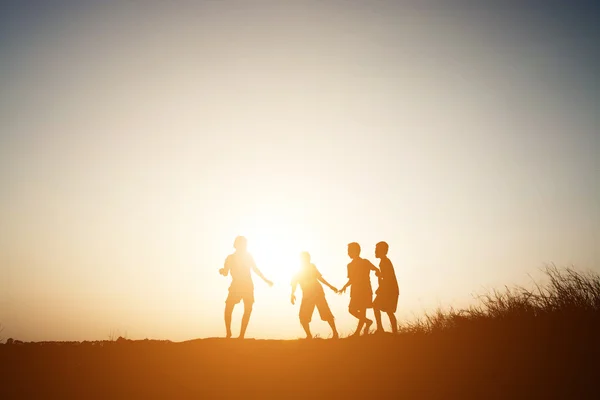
[373,241,399,334]
[291,252,339,339]
[340,242,380,336]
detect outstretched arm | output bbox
[318,276,338,293]
[252,265,273,287]
[340,278,351,293]
[368,261,381,276]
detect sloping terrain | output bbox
[2,267,599,399]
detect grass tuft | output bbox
[398,266,600,334]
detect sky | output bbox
[0,1,598,341]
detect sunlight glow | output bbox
[1,1,597,342]
[238,215,305,288]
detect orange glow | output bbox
[0,1,598,343]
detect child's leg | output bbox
[300,298,316,339]
[224,302,235,338]
[327,319,339,339]
[300,320,312,339]
[387,312,398,333]
[374,308,384,332]
[363,312,373,335]
[349,308,366,336]
[316,296,338,339]
[239,300,253,339]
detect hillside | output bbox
[2,267,599,399]
[1,332,598,399]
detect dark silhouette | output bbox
[219,236,273,339]
[291,251,339,339]
[340,242,380,336]
[2,267,599,399]
[373,241,399,333]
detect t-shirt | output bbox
[377,257,399,295]
[292,263,325,298]
[347,258,375,297]
[224,251,256,291]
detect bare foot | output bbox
[226,332,232,339]
[331,332,339,340]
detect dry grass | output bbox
[399,266,600,334]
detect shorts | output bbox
[349,291,373,312]
[373,292,399,313]
[299,294,334,323]
[226,289,254,305]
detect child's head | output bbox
[375,241,389,258]
[347,242,361,259]
[300,251,311,265]
[233,236,248,251]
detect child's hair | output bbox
[234,236,247,250]
[300,251,311,263]
[348,242,361,257]
[376,241,389,255]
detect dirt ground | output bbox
[1,331,598,399]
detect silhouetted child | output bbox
[340,242,380,336]
[373,241,399,334]
[291,252,339,339]
[219,236,273,339]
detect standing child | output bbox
[219,236,273,339]
[340,242,380,336]
[373,241,399,334]
[291,252,339,339]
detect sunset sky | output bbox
[1,1,598,341]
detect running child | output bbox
[340,242,380,336]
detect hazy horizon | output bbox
[1,1,598,341]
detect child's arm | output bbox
[339,278,351,293]
[318,276,339,293]
[368,260,381,276]
[252,265,273,286]
[248,255,273,286]
[291,281,298,304]
[219,258,230,276]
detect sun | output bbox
[246,231,300,287]
[235,215,305,287]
